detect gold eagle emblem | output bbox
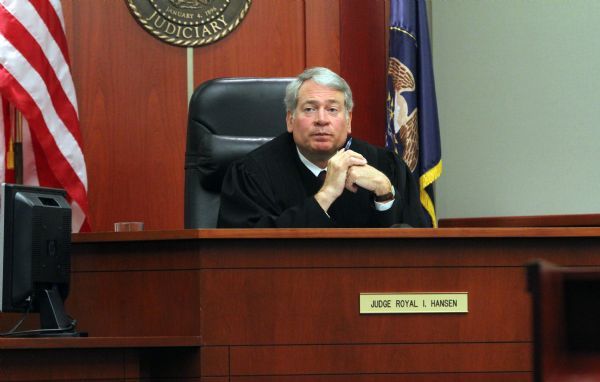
[169,0,210,8]
[388,57,418,172]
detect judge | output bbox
[217,67,428,228]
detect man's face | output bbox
[286,80,352,162]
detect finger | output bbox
[345,183,358,193]
[344,149,367,161]
[345,173,359,192]
[344,153,367,166]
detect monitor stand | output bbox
[38,285,83,337]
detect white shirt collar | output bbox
[296,147,326,177]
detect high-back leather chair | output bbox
[184,77,292,228]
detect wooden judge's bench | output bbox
[1,215,600,381]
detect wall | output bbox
[61,0,387,231]
[432,0,600,219]
[39,0,600,229]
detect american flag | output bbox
[0,0,90,232]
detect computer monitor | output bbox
[0,183,79,337]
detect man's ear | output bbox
[286,111,294,133]
[346,111,353,134]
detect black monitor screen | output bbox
[0,183,78,336]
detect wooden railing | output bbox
[440,213,600,228]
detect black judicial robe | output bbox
[217,133,428,228]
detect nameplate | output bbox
[360,293,468,314]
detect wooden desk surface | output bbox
[0,336,202,350]
[64,228,600,381]
[73,226,600,242]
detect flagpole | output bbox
[13,109,23,184]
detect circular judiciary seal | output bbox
[126,0,252,47]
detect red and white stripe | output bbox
[0,0,90,232]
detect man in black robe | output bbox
[217,67,428,228]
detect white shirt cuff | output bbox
[374,186,395,211]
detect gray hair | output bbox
[284,67,354,117]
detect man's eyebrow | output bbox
[301,99,342,105]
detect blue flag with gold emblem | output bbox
[386,0,442,227]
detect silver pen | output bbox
[344,137,353,151]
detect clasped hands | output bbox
[314,149,393,212]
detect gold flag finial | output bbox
[14,109,23,184]
[6,106,24,183]
[6,136,14,170]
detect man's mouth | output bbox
[311,133,332,142]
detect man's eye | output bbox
[328,108,339,115]
[304,107,316,113]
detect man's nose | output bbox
[314,108,329,124]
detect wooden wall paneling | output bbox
[68,229,583,380]
[72,238,201,272]
[0,338,202,381]
[0,349,138,381]
[193,0,307,85]
[339,0,388,146]
[230,374,530,382]
[305,0,341,71]
[62,1,188,232]
[197,267,531,345]
[229,343,529,376]
[439,214,600,228]
[67,269,201,337]
[60,0,386,231]
[191,235,600,269]
[200,346,230,377]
